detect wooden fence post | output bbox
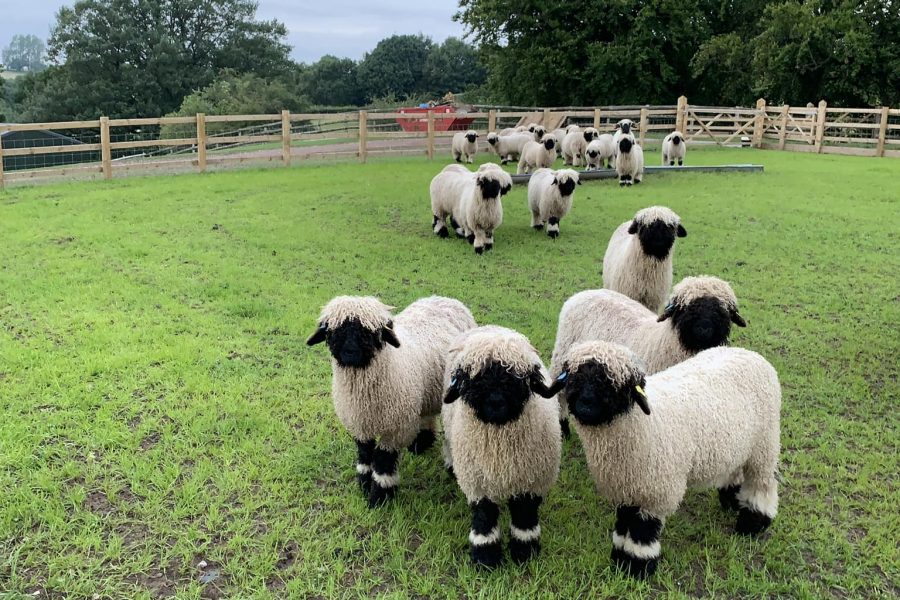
[814,100,827,153]
[426,110,435,160]
[196,113,207,172]
[100,116,112,180]
[778,104,789,150]
[0,132,5,189]
[543,108,550,127]
[639,108,648,147]
[676,95,687,134]
[358,110,368,163]
[876,106,889,157]
[593,108,601,130]
[281,110,292,167]
[752,99,766,148]
[488,109,496,132]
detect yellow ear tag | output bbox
[635,385,647,398]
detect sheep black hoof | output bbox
[455,230,466,239]
[718,485,741,511]
[614,553,658,579]
[735,507,772,536]
[678,160,683,166]
[485,243,493,252]
[471,542,503,569]
[509,539,540,564]
[559,419,571,439]
[669,161,675,166]
[634,179,641,185]
[436,227,449,238]
[501,159,508,165]
[407,429,436,454]
[466,234,475,245]
[455,157,461,163]
[474,246,484,255]
[619,181,626,187]
[533,224,544,230]
[548,231,559,239]
[367,484,397,508]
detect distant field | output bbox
[0,147,897,598]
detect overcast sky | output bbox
[0,0,468,64]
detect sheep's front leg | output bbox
[473,228,488,254]
[469,498,502,568]
[611,504,639,563]
[547,216,560,239]
[355,439,376,496]
[484,229,494,252]
[368,447,399,508]
[615,508,662,578]
[407,415,436,454]
[509,493,543,563]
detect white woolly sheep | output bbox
[499,126,528,136]
[527,123,546,141]
[661,131,686,166]
[442,325,562,567]
[615,134,644,186]
[602,206,688,312]
[459,164,511,253]
[430,164,475,239]
[517,134,558,174]
[486,132,533,164]
[307,295,476,507]
[550,276,747,436]
[585,134,616,170]
[527,168,581,238]
[612,118,636,149]
[452,130,479,164]
[553,340,781,577]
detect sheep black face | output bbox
[628,219,687,260]
[466,132,478,143]
[587,149,599,159]
[306,318,400,369]
[620,121,631,135]
[534,127,545,140]
[560,361,650,427]
[444,365,559,425]
[672,135,682,145]
[477,176,502,200]
[557,178,577,197]
[619,137,633,154]
[658,298,747,353]
[487,134,499,146]
[544,138,556,151]
[583,131,597,143]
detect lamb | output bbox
[517,134,558,174]
[552,340,781,577]
[452,130,479,164]
[459,164,511,253]
[486,132,533,164]
[429,164,475,239]
[562,127,598,166]
[661,131,686,166]
[550,276,747,435]
[528,123,546,141]
[602,206,687,312]
[307,295,476,508]
[442,325,562,567]
[615,134,644,186]
[527,168,581,238]
[585,134,616,170]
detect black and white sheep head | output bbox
[554,342,650,427]
[670,131,683,145]
[487,132,499,146]
[551,169,581,197]
[542,134,558,152]
[474,170,504,200]
[306,296,400,369]
[583,127,600,143]
[465,129,478,143]
[443,327,559,426]
[627,205,687,260]
[532,125,546,141]
[476,165,512,197]
[657,276,747,353]
[617,119,634,135]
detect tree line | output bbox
[1,0,898,125]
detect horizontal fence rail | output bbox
[1,97,898,187]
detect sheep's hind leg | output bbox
[531,210,544,230]
[735,474,777,536]
[718,470,744,511]
[432,215,449,238]
[509,493,543,563]
[407,416,436,454]
[469,498,503,568]
[355,439,376,496]
[615,508,662,578]
[368,447,400,508]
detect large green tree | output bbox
[302,56,364,106]
[2,35,47,72]
[18,0,292,121]
[357,35,433,101]
[424,37,486,96]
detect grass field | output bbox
[0,147,897,599]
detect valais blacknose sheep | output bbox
[442,325,562,567]
[452,130,479,164]
[586,134,615,170]
[517,134,558,174]
[616,134,644,186]
[460,163,512,254]
[553,341,781,577]
[486,132,532,164]
[527,168,581,238]
[661,131,686,166]
[307,296,476,507]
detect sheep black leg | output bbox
[611,505,639,564]
[469,498,503,568]
[669,160,675,166]
[619,176,626,187]
[485,230,494,252]
[678,159,683,166]
[450,216,465,238]
[368,447,399,508]
[408,429,435,454]
[355,439,376,496]
[547,217,560,239]
[615,509,662,578]
[509,493,543,564]
[432,215,449,238]
[559,418,570,439]
[718,484,742,511]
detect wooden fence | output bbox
[1,97,898,187]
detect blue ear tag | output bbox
[450,377,457,386]
[556,372,568,382]
[664,302,675,312]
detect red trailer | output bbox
[396,106,475,132]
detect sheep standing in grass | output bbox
[562,127,598,167]
[662,131,686,166]
[615,134,644,186]
[307,295,476,507]
[527,168,581,238]
[429,164,474,238]
[586,134,616,170]
[452,130,479,164]
[612,119,636,150]
[602,206,687,312]
[486,132,532,164]
[553,341,781,577]
[550,276,747,436]
[459,164,511,254]
[517,134,558,174]
[528,123,546,141]
[442,325,562,567]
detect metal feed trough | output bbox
[510,164,764,184]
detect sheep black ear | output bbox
[632,382,651,415]
[576,179,582,185]
[657,303,675,322]
[627,220,639,234]
[530,370,567,399]
[382,322,401,347]
[551,178,557,186]
[677,224,687,237]
[306,325,327,346]
[730,309,747,328]
[444,370,464,404]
